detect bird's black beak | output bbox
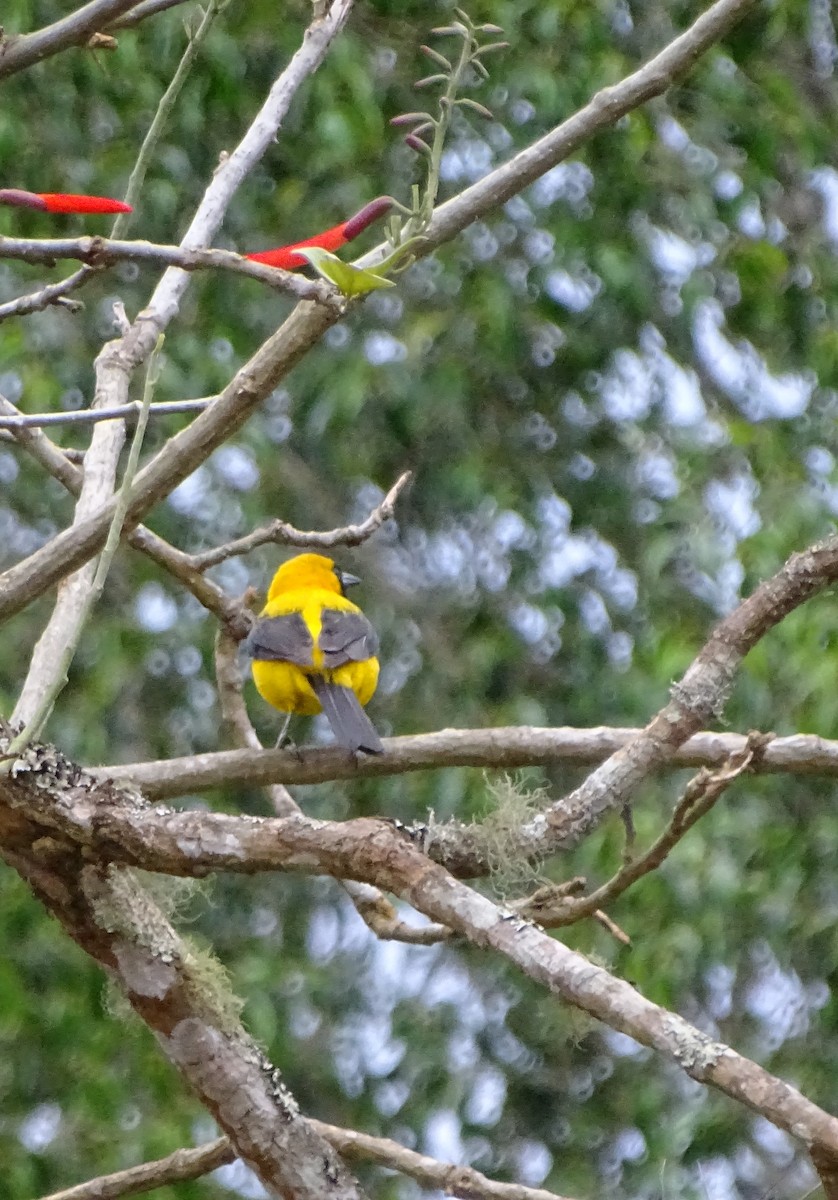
[333,568,360,592]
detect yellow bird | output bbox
[245,553,383,754]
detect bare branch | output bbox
[39,1123,575,1200]
[100,722,838,804]
[38,1137,233,1200]
[0,0,146,80]
[193,470,413,568]
[0,398,213,429]
[568,736,764,916]
[125,525,247,632]
[0,235,336,303]
[0,0,757,625]
[313,1119,572,1200]
[0,266,94,323]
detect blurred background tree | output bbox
[1,1,837,1197]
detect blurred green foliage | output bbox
[2,0,838,1197]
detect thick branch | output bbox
[100,724,838,801]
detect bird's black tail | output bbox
[310,677,383,754]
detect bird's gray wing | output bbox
[318,608,379,668]
[243,612,314,666]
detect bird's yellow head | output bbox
[266,553,360,601]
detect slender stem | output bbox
[1,338,164,760]
[90,339,162,596]
[421,32,474,224]
[111,0,228,238]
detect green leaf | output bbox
[294,247,396,296]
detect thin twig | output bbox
[193,470,413,569]
[0,398,213,429]
[0,266,93,323]
[38,1124,573,1200]
[38,1137,234,1200]
[0,236,335,303]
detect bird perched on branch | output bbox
[245,553,383,754]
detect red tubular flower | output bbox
[246,196,393,270]
[38,193,132,214]
[0,189,131,214]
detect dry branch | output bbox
[514,736,766,929]
[40,1137,234,1200]
[0,266,93,322]
[40,1125,574,1200]
[101,724,838,802]
[106,0,193,31]
[191,470,413,568]
[0,754,367,1199]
